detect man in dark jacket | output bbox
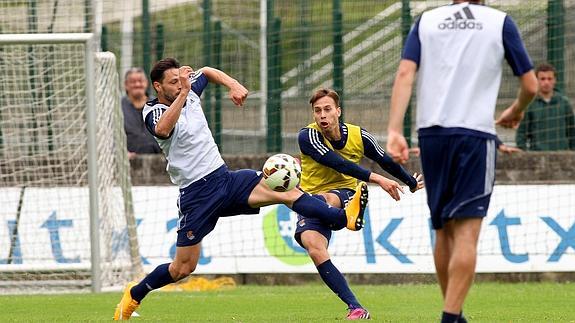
[516,63,575,151]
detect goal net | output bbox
[0,39,141,294]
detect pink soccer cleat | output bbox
[346,307,370,320]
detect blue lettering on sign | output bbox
[541,217,575,262]
[0,220,23,264]
[1,207,572,266]
[41,211,80,263]
[376,218,413,264]
[166,218,211,265]
[490,209,528,263]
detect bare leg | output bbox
[301,192,340,266]
[247,179,303,207]
[301,230,330,266]
[169,244,202,281]
[247,179,353,230]
[434,224,454,299]
[443,218,483,314]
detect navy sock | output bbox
[292,194,346,230]
[130,263,175,303]
[441,311,460,323]
[458,312,467,323]
[317,260,361,309]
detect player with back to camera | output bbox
[386,1,537,322]
[296,88,424,320]
[113,58,369,320]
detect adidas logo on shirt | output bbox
[438,6,483,30]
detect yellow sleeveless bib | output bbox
[300,123,364,194]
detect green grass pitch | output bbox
[0,283,573,322]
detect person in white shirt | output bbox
[114,58,369,320]
[386,1,538,322]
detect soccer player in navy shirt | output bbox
[297,88,424,320]
[113,59,368,320]
[386,1,538,322]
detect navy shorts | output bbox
[176,165,262,246]
[419,134,496,230]
[294,188,355,248]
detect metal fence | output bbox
[1,0,573,153]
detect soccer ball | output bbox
[262,153,301,192]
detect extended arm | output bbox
[362,128,418,190]
[199,67,248,106]
[299,128,407,201]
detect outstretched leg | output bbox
[114,244,201,320]
[248,179,368,231]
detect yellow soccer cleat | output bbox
[113,282,140,320]
[344,182,369,231]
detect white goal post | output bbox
[0,33,142,293]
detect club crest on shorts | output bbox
[186,230,195,240]
[298,219,306,227]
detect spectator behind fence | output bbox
[516,63,575,151]
[122,67,161,159]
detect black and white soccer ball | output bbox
[262,153,301,192]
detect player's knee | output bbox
[282,188,303,204]
[324,193,341,208]
[170,262,197,280]
[449,254,476,273]
[306,244,328,262]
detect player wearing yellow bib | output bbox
[296,88,424,320]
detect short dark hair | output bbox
[309,88,340,107]
[150,58,180,84]
[535,63,556,76]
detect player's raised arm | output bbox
[153,64,192,138]
[198,67,248,106]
